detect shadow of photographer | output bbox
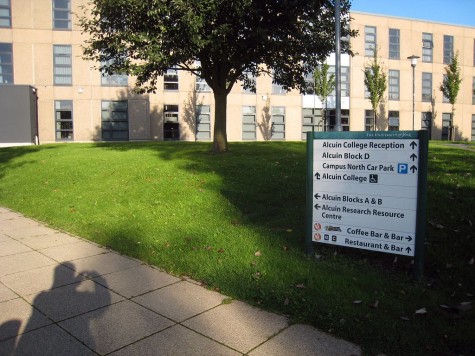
[0,262,110,355]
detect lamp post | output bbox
[407,55,419,130]
[334,0,341,131]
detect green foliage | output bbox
[313,63,336,106]
[78,0,356,151]
[364,48,387,130]
[439,52,462,107]
[1,141,473,355]
[312,63,335,130]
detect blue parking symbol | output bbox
[398,163,408,174]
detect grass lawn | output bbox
[0,141,473,355]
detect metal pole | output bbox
[412,64,415,130]
[408,55,419,130]
[334,0,341,131]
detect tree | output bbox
[79,0,355,152]
[313,63,335,131]
[364,48,386,131]
[439,52,462,141]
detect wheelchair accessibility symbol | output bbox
[397,163,408,174]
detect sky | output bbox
[350,0,475,27]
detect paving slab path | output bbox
[0,207,361,355]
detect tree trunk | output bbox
[213,90,228,153]
[451,105,456,142]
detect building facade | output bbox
[1,1,475,145]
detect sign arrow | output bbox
[410,153,418,161]
[314,204,321,210]
[405,246,412,254]
[410,165,418,173]
[406,236,413,242]
[314,193,321,200]
[315,172,321,180]
[410,141,417,149]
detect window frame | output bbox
[55,100,73,141]
[196,105,211,141]
[242,106,257,140]
[422,33,433,63]
[388,69,400,100]
[271,106,285,140]
[0,0,11,28]
[101,58,128,86]
[422,72,432,102]
[0,42,13,84]
[365,110,374,131]
[101,100,129,141]
[389,28,400,60]
[365,26,377,57]
[443,35,454,64]
[388,111,399,131]
[164,68,179,90]
[52,0,71,30]
[327,109,350,131]
[163,104,180,140]
[302,107,323,139]
[329,66,350,97]
[53,44,72,86]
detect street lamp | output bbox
[407,55,419,130]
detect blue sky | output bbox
[350,0,475,27]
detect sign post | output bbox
[306,131,428,279]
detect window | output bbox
[365,26,377,57]
[53,0,71,30]
[304,71,315,94]
[164,104,179,140]
[365,110,374,131]
[364,76,370,99]
[388,70,400,100]
[422,72,432,102]
[0,0,11,27]
[389,28,400,59]
[421,112,432,138]
[473,39,475,66]
[443,35,454,64]
[101,59,128,86]
[242,71,256,93]
[329,66,350,97]
[55,100,73,141]
[242,106,256,140]
[101,101,129,141]
[272,81,286,94]
[196,76,210,92]
[196,105,211,140]
[422,33,433,63]
[195,61,210,92]
[327,110,350,131]
[0,43,13,84]
[53,45,72,85]
[442,113,452,140]
[442,74,450,103]
[271,107,285,140]
[388,111,399,131]
[473,77,475,105]
[302,108,323,139]
[164,68,178,90]
[472,115,475,141]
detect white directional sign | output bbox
[310,135,422,256]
